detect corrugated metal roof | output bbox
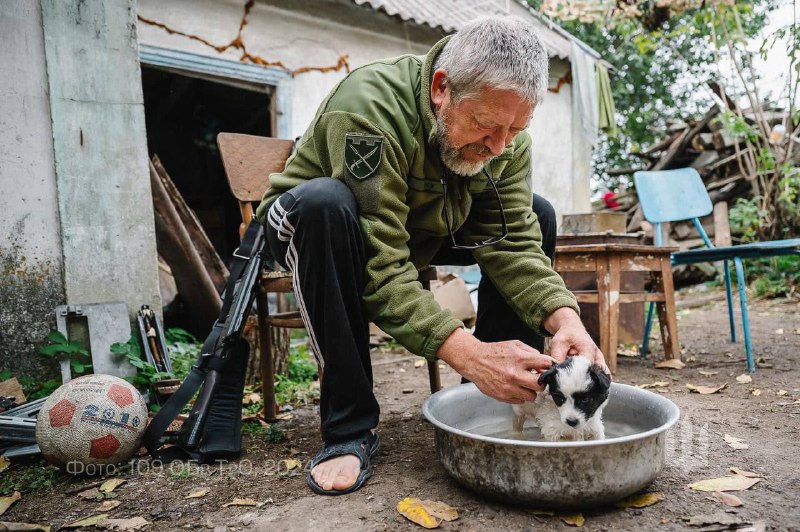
[351,0,604,62]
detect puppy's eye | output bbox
[550,392,566,405]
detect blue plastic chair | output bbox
[634,168,800,373]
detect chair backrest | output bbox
[217,133,294,202]
[217,133,294,228]
[634,168,714,247]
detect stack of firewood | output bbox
[593,89,792,283]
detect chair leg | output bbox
[642,302,656,357]
[734,258,756,373]
[723,260,736,343]
[256,288,278,421]
[427,360,441,393]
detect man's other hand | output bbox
[544,307,610,373]
[436,330,555,404]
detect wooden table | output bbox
[554,243,681,372]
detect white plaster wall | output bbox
[0,0,66,376]
[41,0,161,315]
[136,0,435,139]
[136,0,589,216]
[0,1,61,262]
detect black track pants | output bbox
[264,177,557,444]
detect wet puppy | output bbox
[511,356,611,441]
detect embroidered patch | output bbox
[345,133,383,180]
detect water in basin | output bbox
[465,418,643,441]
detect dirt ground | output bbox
[4,288,800,531]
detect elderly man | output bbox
[255,16,607,495]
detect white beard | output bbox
[435,111,490,177]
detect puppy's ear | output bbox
[589,364,611,391]
[537,365,557,387]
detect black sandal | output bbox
[306,432,381,496]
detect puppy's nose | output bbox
[565,417,579,427]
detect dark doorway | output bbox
[141,66,271,261]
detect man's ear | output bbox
[537,366,557,387]
[430,68,450,108]
[590,365,611,391]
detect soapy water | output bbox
[464,418,644,441]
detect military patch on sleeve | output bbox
[345,133,383,180]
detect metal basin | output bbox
[422,383,680,509]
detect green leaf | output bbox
[70,360,85,374]
[38,344,63,357]
[47,330,68,344]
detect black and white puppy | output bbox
[511,356,611,441]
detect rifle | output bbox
[180,222,265,449]
[143,219,266,463]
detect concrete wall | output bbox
[0,1,66,378]
[0,0,161,378]
[41,0,161,315]
[136,0,590,217]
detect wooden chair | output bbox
[217,132,441,421]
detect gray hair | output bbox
[434,16,549,107]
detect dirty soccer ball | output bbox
[35,374,147,469]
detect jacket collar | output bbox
[420,36,450,151]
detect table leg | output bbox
[655,255,681,360]
[606,254,621,373]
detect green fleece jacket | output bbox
[256,37,579,360]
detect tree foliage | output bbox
[526,0,780,191]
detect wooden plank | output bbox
[618,293,666,303]
[619,255,664,271]
[714,202,733,247]
[554,254,596,272]
[150,161,221,329]
[652,105,720,171]
[152,156,229,292]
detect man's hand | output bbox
[543,307,610,373]
[436,329,555,404]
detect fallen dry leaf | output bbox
[751,389,762,396]
[614,492,665,508]
[414,359,426,368]
[638,381,670,389]
[98,500,122,511]
[419,500,458,522]
[185,488,210,499]
[560,513,584,527]
[283,459,302,470]
[708,491,743,507]
[222,498,257,508]
[724,434,749,450]
[0,457,9,474]
[242,392,261,405]
[730,467,760,478]
[0,492,21,516]
[774,328,784,335]
[699,370,718,376]
[99,479,126,493]
[794,328,800,335]
[655,359,685,370]
[617,345,639,358]
[96,516,151,531]
[688,475,762,492]
[736,374,753,384]
[0,523,50,531]
[686,383,728,394]
[60,513,110,529]
[397,497,441,529]
[77,488,104,501]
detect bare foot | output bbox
[310,454,362,491]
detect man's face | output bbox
[431,69,534,176]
